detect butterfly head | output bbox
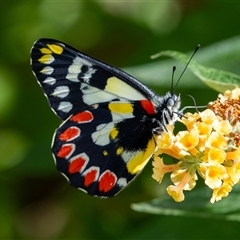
[152,92,181,134]
[152,44,201,134]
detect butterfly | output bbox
[30,39,181,197]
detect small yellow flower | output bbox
[193,121,212,140]
[205,132,227,149]
[152,87,240,203]
[226,161,240,185]
[170,169,197,190]
[207,148,226,164]
[201,163,228,189]
[199,109,216,125]
[167,170,197,202]
[212,119,232,135]
[181,112,200,131]
[152,156,180,183]
[167,185,185,202]
[210,182,232,203]
[155,131,185,159]
[175,130,199,151]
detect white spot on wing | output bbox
[40,66,54,75]
[91,122,115,146]
[117,178,128,188]
[121,150,140,163]
[81,67,96,83]
[73,56,92,66]
[43,77,56,85]
[66,56,95,83]
[82,88,119,105]
[58,101,73,113]
[52,86,70,98]
[67,64,81,80]
[65,72,79,82]
[81,82,99,94]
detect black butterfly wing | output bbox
[31,39,159,197]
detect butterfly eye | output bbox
[167,98,175,107]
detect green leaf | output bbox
[125,36,240,92]
[156,50,240,93]
[131,185,240,221]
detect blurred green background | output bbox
[1,1,240,239]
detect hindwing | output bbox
[52,103,156,197]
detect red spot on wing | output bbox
[57,144,74,159]
[59,126,80,141]
[84,167,99,187]
[68,156,87,174]
[98,170,117,192]
[70,111,93,123]
[140,100,155,115]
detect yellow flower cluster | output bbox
[152,88,240,203]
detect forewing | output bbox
[31,38,150,120]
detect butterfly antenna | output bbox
[171,66,176,94]
[174,44,201,91]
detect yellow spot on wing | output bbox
[103,150,108,156]
[38,54,54,64]
[116,146,124,155]
[108,102,133,114]
[40,47,52,54]
[109,127,119,140]
[47,44,63,55]
[105,76,146,101]
[126,138,156,174]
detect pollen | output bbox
[208,92,240,125]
